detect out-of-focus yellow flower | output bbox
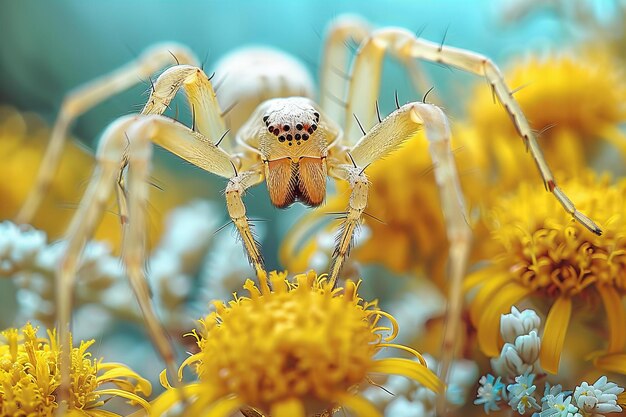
[0,323,151,417]
[153,270,442,417]
[465,171,626,374]
[467,50,626,184]
[0,105,199,250]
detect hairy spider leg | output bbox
[57,112,235,404]
[16,43,198,224]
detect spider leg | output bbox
[337,103,471,413]
[327,165,369,287]
[319,16,370,123]
[225,168,266,279]
[344,28,601,235]
[56,114,235,403]
[321,18,433,138]
[16,43,198,224]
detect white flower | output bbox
[540,392,580,417]
[574,376,624,416]
[500,306,541,344]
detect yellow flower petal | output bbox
[464,268,501,293]
[597,285,626,353]
[593,352,626,375]
[97,364,152,396]
[150,383,212,417]
[270,398,305,417]
[370,358,443,393]
[96,389,151,412]
[335,393,382,417]
[469,271,511,325]
[540,295,572,374]
[477,282,532,357]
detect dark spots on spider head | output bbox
[264,108,320,146]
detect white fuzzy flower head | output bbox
[500,306,541,344]
[573,376,624,416]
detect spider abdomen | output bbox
[265,157,326,208]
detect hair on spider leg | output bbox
[324,90,348,108]
[353,113,367,136]
[535,123,558,138]
[366,377,396,396]
[394,90,401,110]
[415,23,428,39]
[346,152,358,169]
[330,65,352,80]
[220,101,238,119]
[438,23,451,53]
[422,86,436,104]
[200,49,211,72]
[191,104,197,132]
[212,71,228,93]
[375,100,382,123]
[510,82,531,96]
[362,211,386,225]
[215,129,230,147]
[167,50,180,66]
[343,36,360,54]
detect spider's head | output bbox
[262,99,320,148]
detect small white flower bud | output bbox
[500,306,541,343]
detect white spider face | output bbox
[241,97,338,208]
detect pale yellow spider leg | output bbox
[56,114,234,402]
[114,63,231,221]
[16,43,198,224]
[346,103,470,413]
[319,15,370,123]
[321,18,433,139]
[345,28,601,235]
[225,168,266,279]
[327,165,369,287]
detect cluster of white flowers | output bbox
[475,306,625,416]
[492,306,542,377]
[364,354,479,417]
[0,200,238,334]
[0,220,125,328]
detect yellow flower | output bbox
[466,170,626,374]
[467,50,626,183]
[153,270,442,417]
[0,323,151,417]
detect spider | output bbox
[15,15,601,406]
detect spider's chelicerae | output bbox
[16,16,601,398]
